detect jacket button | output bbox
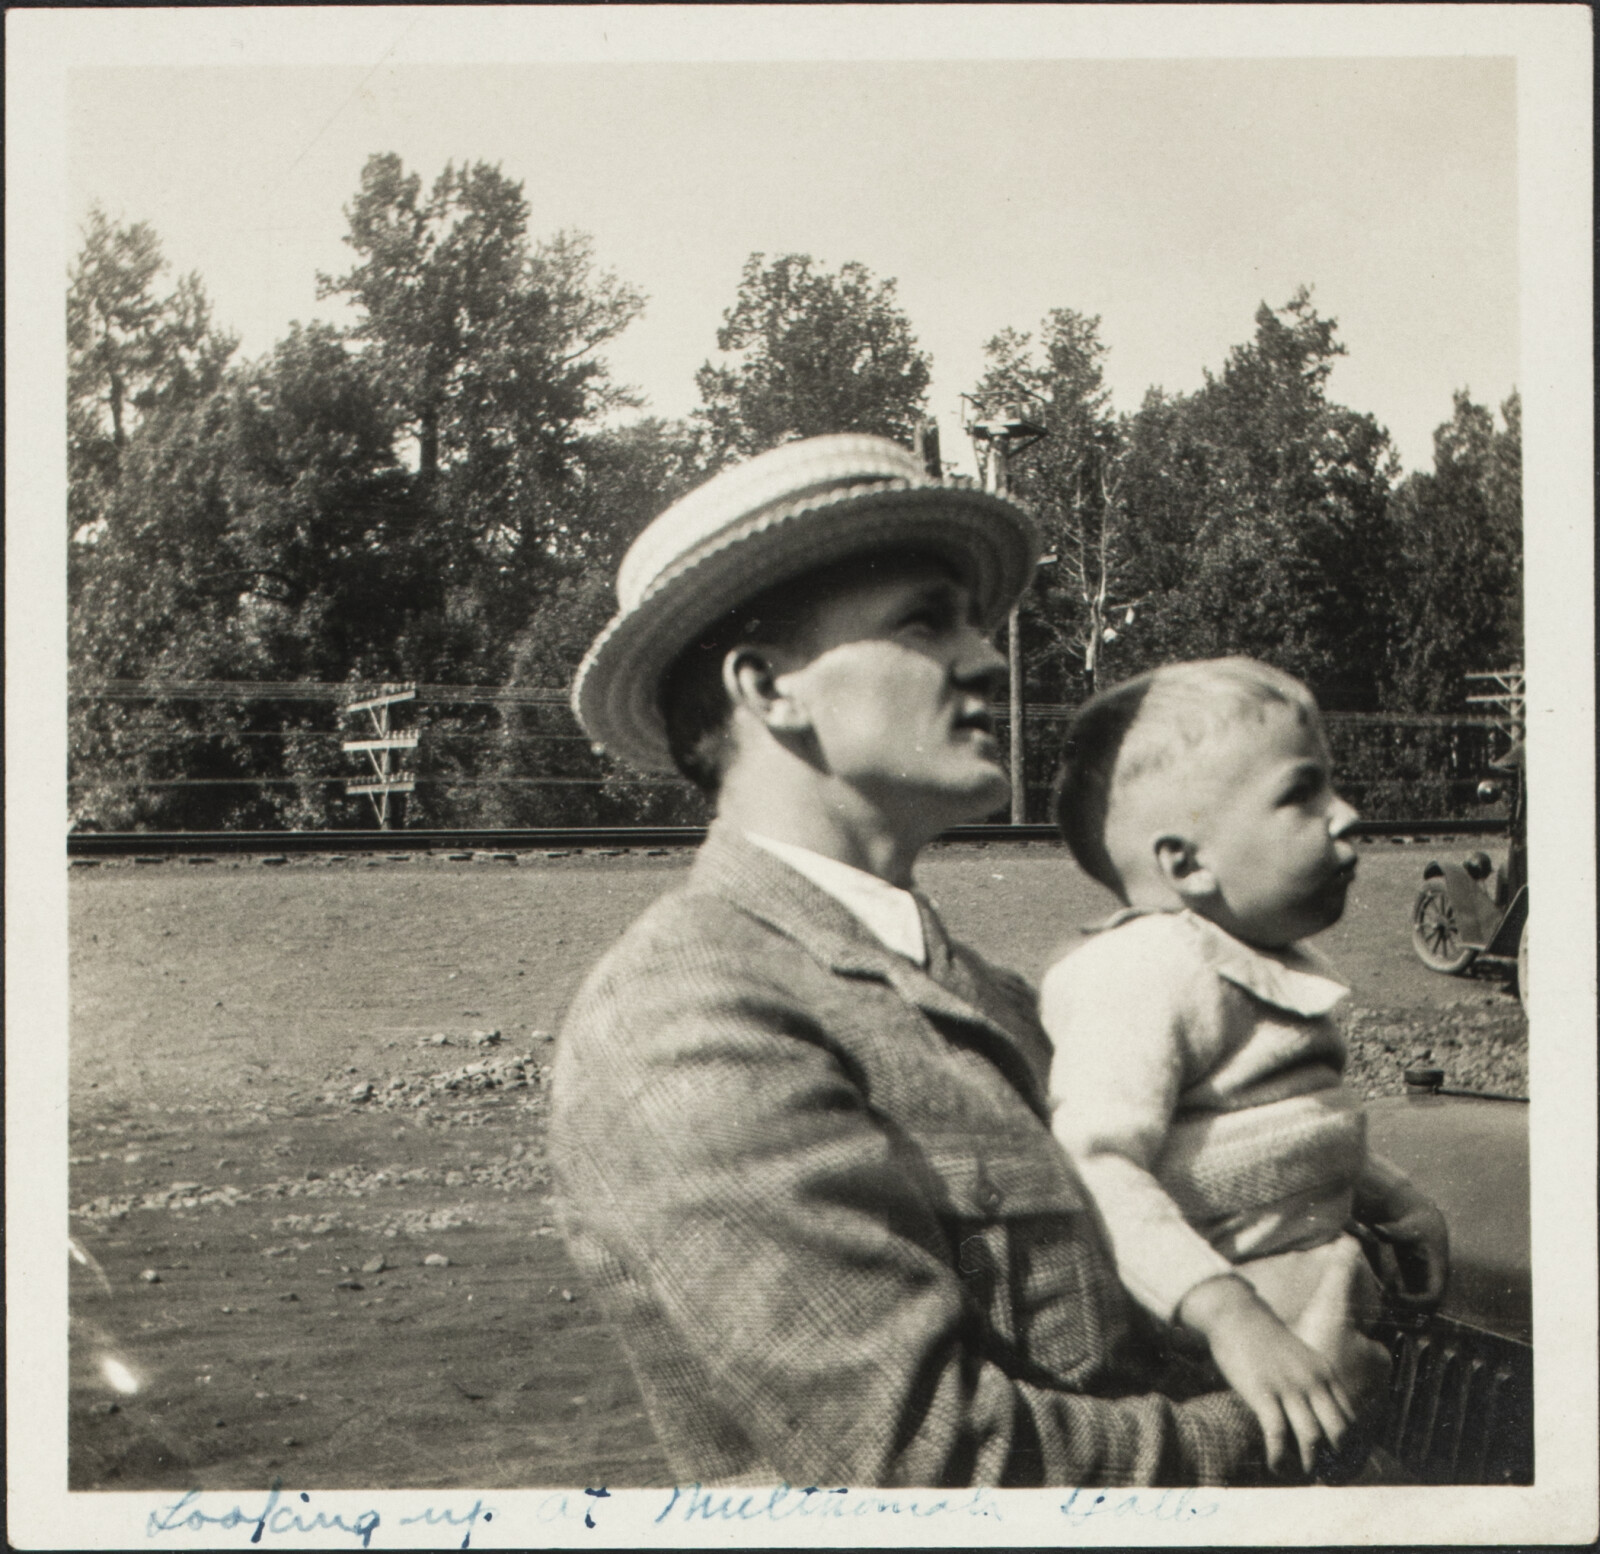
[974,1166,1003,1212]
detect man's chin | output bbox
[955,767,1012,823]
[869,763,1010,831]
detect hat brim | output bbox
[573,480,1040,774]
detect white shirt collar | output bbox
[1095,907,1348,1018]
[746,832,927,967]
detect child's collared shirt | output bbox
[1042,908,1389,1323]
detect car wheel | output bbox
[1412,879,1477,974]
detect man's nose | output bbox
[955,627,1009,695]
[1328,794,1360,838]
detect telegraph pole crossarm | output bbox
[339,684,418,829]
[1464,669,1526,762]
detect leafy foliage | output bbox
[693,253,931,465]
[973,311,1135,697]
[68,207,237,550]
[1384,391,1523,711]
[66,185,1521,828]
[318,154,646,640]
[1107,289,1400,711]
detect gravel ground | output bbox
[65,837,1528,1489]
[1344,998,1528,1099]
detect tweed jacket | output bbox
[551,824,1263,1487]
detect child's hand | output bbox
[1365,1196,1449,1310]
[1177,1274,1358,1476]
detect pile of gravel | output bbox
[328,1046,551,1111]
[1344,998,1528,1099]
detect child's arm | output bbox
[1041,960,1232,1316]
[1176,1272,1359,1476]
[1353,1154,1449,1310]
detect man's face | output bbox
[1190,705,1361,948]
[771,556,1012,829]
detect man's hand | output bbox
[1176,1274,1358,1476]
[1365,1196,1449,1311]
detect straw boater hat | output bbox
[572,432,1040,774]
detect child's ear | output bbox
[1153,834,1218,903]
[723,648,811,733]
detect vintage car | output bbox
[1364,1070,1532,1484]
[1410,744,1528,1012]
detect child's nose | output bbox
[1328,795,1359,837]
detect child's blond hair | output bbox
[1054,657,1322,898]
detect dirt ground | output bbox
[67,838,1527,1490]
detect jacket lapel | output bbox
[689,824,1044,1087]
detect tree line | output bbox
[68,153,1522,830]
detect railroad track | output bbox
[66,819,1508,860]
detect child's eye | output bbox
[1280,773,1325,806]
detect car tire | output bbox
[1411,879,1477,974]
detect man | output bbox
[551,434,1376,1486]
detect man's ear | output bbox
[1153,834,1217,903]
[722,647,811,733]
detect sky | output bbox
[67,52,1518,474]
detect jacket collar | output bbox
[744,831,928,967]
[690,821,1041,1054]
[1096,907,1348,1018]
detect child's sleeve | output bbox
[1041,927,1236,1323]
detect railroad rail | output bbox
[66,819,1509,859]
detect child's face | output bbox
[1188,704,1360,949]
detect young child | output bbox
[1042,657,1449,1477]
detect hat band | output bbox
[617,474,910,611]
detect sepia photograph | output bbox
[8,5,1594,1547]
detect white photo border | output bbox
[8,6,1593,1547]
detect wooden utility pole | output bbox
[994,454,1027,825]
[962,396,1047,822]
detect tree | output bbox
[67,310,481,830]
[67,206,236,544]
[481,417,703,827]
[67,175,669,829]
[317,153,645,594]
[1115,288,1400,710]
[1385,390,1522,712]
[316,152,651,667]
[971,310,1140,696]
[693,253,931,465]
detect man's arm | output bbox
[554,933,1264,1488]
